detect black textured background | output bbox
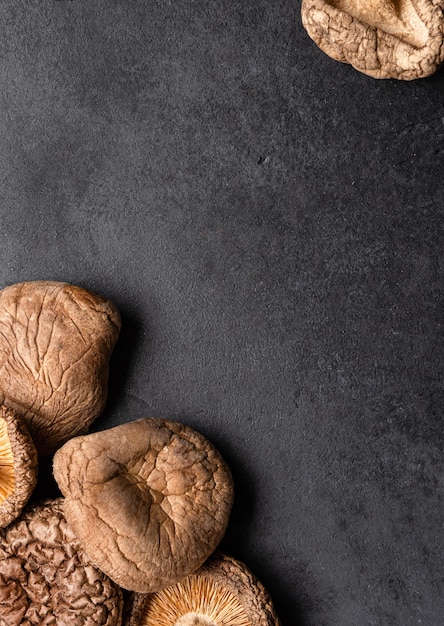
[1,2,443,625]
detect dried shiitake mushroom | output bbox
[0,281,121,456]
[53,418,234,593]
[123,552,281,626]
[301,0,444,79]
[0,405,37,529]
[0,498,123,626]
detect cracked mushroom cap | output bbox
[0,405,37,529]
[123,552,281,626]
[0,498,123,626]
[301,0,444,79]
[53,418,235,593]
[0,281,121,456]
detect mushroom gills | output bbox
[326,0,429,48]
[174,616,218,626]
[0,416,15,501]
[140,575,251,626]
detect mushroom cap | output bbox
[53,418,235,593]
[0,498,123,626]
[0,405,38,529]
[124,552,281,626]
[301,0,444,79]
[0,280,121,455]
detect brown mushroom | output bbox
[301,0,444,79]
[123,552,281,626]
[53,418,235,593]
[0,405,38,529]
[0,498,123,626]
[0,281,121,456]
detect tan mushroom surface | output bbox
[301,0,444,79]
[0,405,37,529]
[0,281,121,456]
[0,498,123,626]
[53,418,235,593]
[123,552,281,626]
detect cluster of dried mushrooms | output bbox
[301,0,444,79]
[0,281,280,625]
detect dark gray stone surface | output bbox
[1,1,443,624]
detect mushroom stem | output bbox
[327,0,429,47]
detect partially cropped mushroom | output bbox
[123,552,281,626]
[301,0,444,79]
[0,281,121,456]
[0,498,123,626]
[0,405,37,529]
[53,418,235,593]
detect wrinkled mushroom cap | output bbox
[301,0,444,79]
[0,498,123,626]
[0,281,121,455]
[0,405,37,529]
[53,418,235,593]
[124,552,281,626]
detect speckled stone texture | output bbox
[0,2,443,625]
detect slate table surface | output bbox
[1,2,443,625]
